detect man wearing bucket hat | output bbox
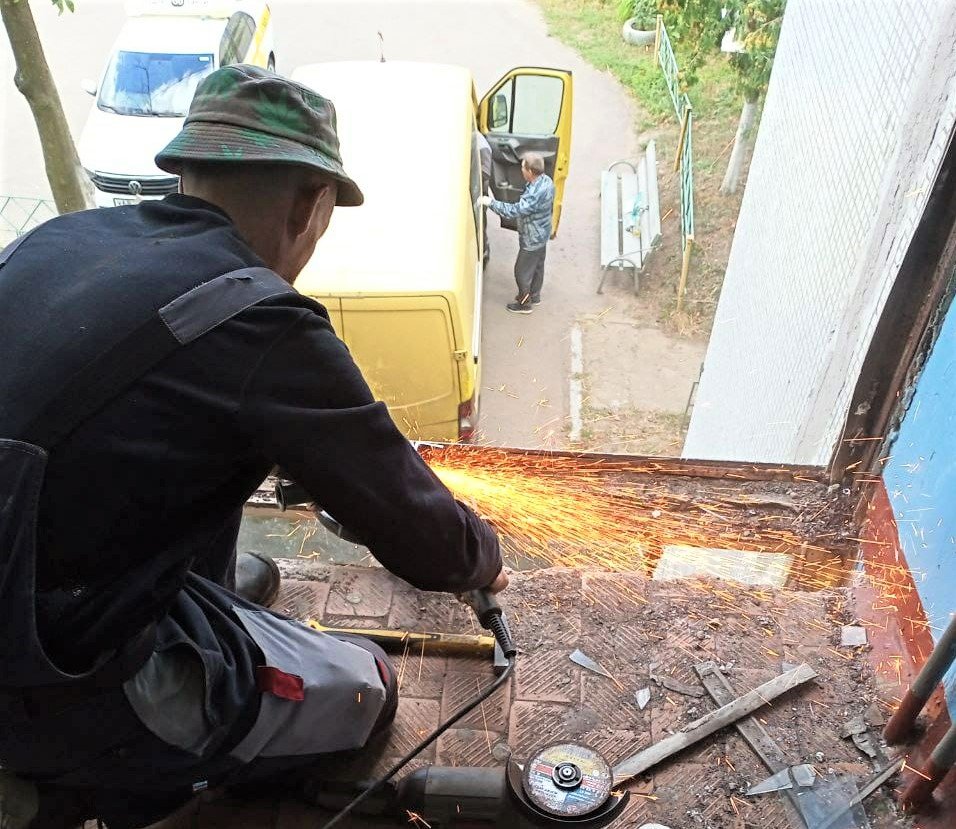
[0,65,504,827]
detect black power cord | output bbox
[319,590,518,829]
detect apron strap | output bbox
[21,265,294,449]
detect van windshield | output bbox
[98,51,214,117]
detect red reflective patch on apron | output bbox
[374,657,391,686]
[256,665,305,701]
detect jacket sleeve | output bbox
[490,183,544,220]
[236,306,502,593]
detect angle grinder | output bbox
[311,742,627,828]
[391,742,628,827]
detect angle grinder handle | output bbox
[459,590,517,659]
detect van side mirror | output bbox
[491,93,508,129]
[81,79,97,97]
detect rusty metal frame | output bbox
[414,442,827,483]
[829,131,956,489]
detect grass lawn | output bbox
[537,0,752,337]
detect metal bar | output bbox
[899,720,956,811]
[410,443,829,482]
[305,619,496,656]
[616,173,624,257]
[677,235,694,311]
[674,107,691,173]
[612,663,818,785]
[884,614,956,743]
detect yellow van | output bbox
[291,61,573,441]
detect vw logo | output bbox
[128,180,143,196]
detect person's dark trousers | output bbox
[514,245,547,304]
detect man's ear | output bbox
[289,182,335,240]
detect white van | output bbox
[79,0,275,208]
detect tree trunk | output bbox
[719,95,759,196]
[0,0,92,213]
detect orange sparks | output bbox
[424,446,823,577]
[902,760,933,782]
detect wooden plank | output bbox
[612,663,818,785]
[697,662,805,828]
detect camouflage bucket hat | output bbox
[156,64,363,207]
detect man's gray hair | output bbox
[522,152,545,175]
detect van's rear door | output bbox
[339,296,460,439]
[478,67,573,235]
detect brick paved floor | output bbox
[141,563,911,829]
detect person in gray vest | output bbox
[0,64,505,828]
[480,152,555,314]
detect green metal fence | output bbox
[655,17,695,305]
[0,196,57,248]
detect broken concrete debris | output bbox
[840,625,868,647]
[635,687,651,710]
[841,716,880,761]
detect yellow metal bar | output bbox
[674,106,691,173]
[677,235,694,312]
[306,619,495,656]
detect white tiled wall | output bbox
[683,0,956,465]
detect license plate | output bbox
[113,197,138,206]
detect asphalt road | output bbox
[0,0,637,448]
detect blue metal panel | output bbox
[884,304,956,718]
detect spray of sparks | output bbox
[420,445,861,586]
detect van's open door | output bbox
[478,67,573,235]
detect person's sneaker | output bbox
[515,294,542,305]
[506,301,532,314]
[236,551,281,607]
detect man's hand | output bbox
[479,195,493,208]
[486,568,509,594]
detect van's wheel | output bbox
[267,54,276,72]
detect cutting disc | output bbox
[522,743,613,818]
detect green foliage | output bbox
[658,0,725,87]
[658,0,784,100]
[51,0,76,14]
[729,0,785,101]
[617,0,659,26]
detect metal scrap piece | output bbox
[570,648,615,680]
[747,765,817,795]
[655,675,705,697]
